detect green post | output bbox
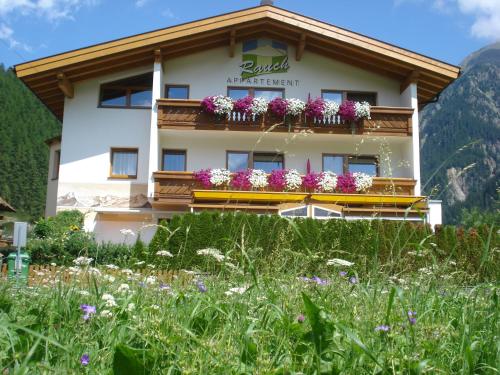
[7,252,30,284]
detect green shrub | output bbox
[32,210,84,239]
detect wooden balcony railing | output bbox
[152,171,419,211]
[157,99,414,136]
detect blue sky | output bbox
[1,0,499,69]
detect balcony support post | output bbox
[401,82,421,196]
[147,50,163,200]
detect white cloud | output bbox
[161,8,175,19]
[0,23,32,51]
[395,0,500,40]
[135,0,149,7]
[0,0,98,21]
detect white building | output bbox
[15,4,459,244]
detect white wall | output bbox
[160,130,413,178]
[163,44,402,106]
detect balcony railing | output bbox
[152,171,421,211]
[157,99,414,136]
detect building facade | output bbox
[15,5,459,244]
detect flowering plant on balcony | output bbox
[337,173,357,193]
[251,97,269,116]
[353,172,373,192]
[324,101,340,118]
[286,98,306,117]
[248,169,269,189]
[338,100,357,122]
[285,169,303,191]
[355,101,371,120]
[269,169,287,190]
[305,98,340,120]
[201,95,234,117]
[317,172,338,192]
[268,98,288,117]
[231,170,252,190]
[194,168,231,188]
[302,172,320,190]
[233,97,269,116]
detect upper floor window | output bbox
[165,85,189,99]
[227,87,284,100]
[110,148,138,179]
[99,73,153,108]
[253,152,284,173]
[227,151,250,172]
[322,90,377,106]
[162,149,186,171]
[323,154,379,176]
[52,150,61,180]
[322,154,344,175]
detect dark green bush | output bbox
[32,210,84,239]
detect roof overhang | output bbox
[0,198,15,213]
[14,5,460,121]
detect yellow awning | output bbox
[192,190,308,202]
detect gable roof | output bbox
[14,5,460,120]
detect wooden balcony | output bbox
[157,99,414,136]
[152,171,425,216]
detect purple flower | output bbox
[375,325,390,332]
[196,280,207,293]
[349,276,358,284]
[338,100,357,122]
[305,97,326,119]
[297,314,305,323]
[339,271,348,277]
[311,276,329,285]
[80,304,96,321]
[194,169,213,188]
[302,172,320,191]
[159,283,171,291]
[407,310,417,325]
[268,169,287,191]
[231,169,252,190]
[268,97,288,117]
[233,96,254,115]
[201,96,216,114]
[337,174,357,194]
[80,354,90,366]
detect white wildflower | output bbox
[145,276,157,285]
[135,261,145,266]
[50,262,57,267]
[225,286,248,296]
[103,274,115,283]
[78,290,90,296]
[105,264,119,270]
[73,257,93,266]
[156,250,173,257]
[88,267,102,276]
[127,303,136,312]
[101,293,115,301]
[117,283,130,294]
[105,299,117,307]
[121,269,133,275]
[100,310,113,318]
[326,258,355,267]
[151,304,160,310]
[249,169,269,189]
[197,248,226,262]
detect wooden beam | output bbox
[400,70,420,93]
[296,33,306,61]
[229,29,236,57]
[154,49,162,64]
[56,73,73,98]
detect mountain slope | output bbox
[420,42,499,223]
[0,65,61,219]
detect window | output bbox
[227,151,250,172]
[99,73,153,108]
[52,150,61,180]
[227,87,284,100]
[323,155,344,175]
[162,150,186,171]
[312,206,342,220]
[253,153,284,173]
[110,148,138,179]
[165,85,189,99]
[348,156,378,176]
[346,92,377,106]
[280,206,308,218]
[322,91,343,105]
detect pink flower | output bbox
[305,97,326,119]
[337,173,357,193]
[338,100,357,122]
[233,96,254,115]
[201,96,216,115]
[302,172,320,190]
[268,169,287,191]
[231,170,252,190]
[268,97,288,117]
[194,169,212,188]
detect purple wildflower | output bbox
[349,276,358,284]
[311,276,329,285]
[196,280,207,293]
[297,314,305,323]
[80,304,96,321]
[339,271,348,277]
[375,325,390,332]
[80,354,90,366]
[407,310,417,325]
[338,100,357,122]
[159,283,171,291]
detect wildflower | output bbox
[349,277,358,284]
[88,267,101,276]
[117,283,130,294]
[145,276,157,285]
[105,264,119,270]
[311,276,329,285]
[80,354,90,366]
[50,262,57,267]
[135,261,145,266]
[79,290,90,296]
[297,314,305,323]
[196,280,207,293]
[100,310,113,318]
[151,304,160,310]
[375,325,390,332]
[121,269,133,275]
[120,229,135,236]
[339,271,348,277]
[197,248,226,262]
[327,258,354,267]
[225,287,248,296]
[159,283,171,291]
[73,257,93,266]
[156,250,173,257]
[80,304,96,321]
[103,274,115,283]
[101,294,117,307]
[127,303,135,312]
[408,311,417,325]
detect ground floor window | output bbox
[279,205,342,220]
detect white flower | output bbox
[249,169,269,189]
[127,303,136,312]
[324,100,340,117]
[100,310,113,318]
[285,169,302,191]
[209,168,231,187]
[105,264,119,270]
[353,172,373,192]
[120,229,136,237]
[250,97,268,116]
[103,274,115,283]
[286,98,306,116]
[318,172,337,192]
[135,261,145,266]
[327,258,355,267]
[121,269,133,275]
[212,95,234,116]
[73,257,93,266]
[355,101,371,119]
[102,293,115,301]
[50,262,57,267]
[197,248,226,262]
[117,283,130,293]
[88,267,102,277]
[225,286,248,296]
[145,276,157,285]
[151,304,160,310]
[105,299,117,307]
[78,290,90,296]
[156,250,173,257]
